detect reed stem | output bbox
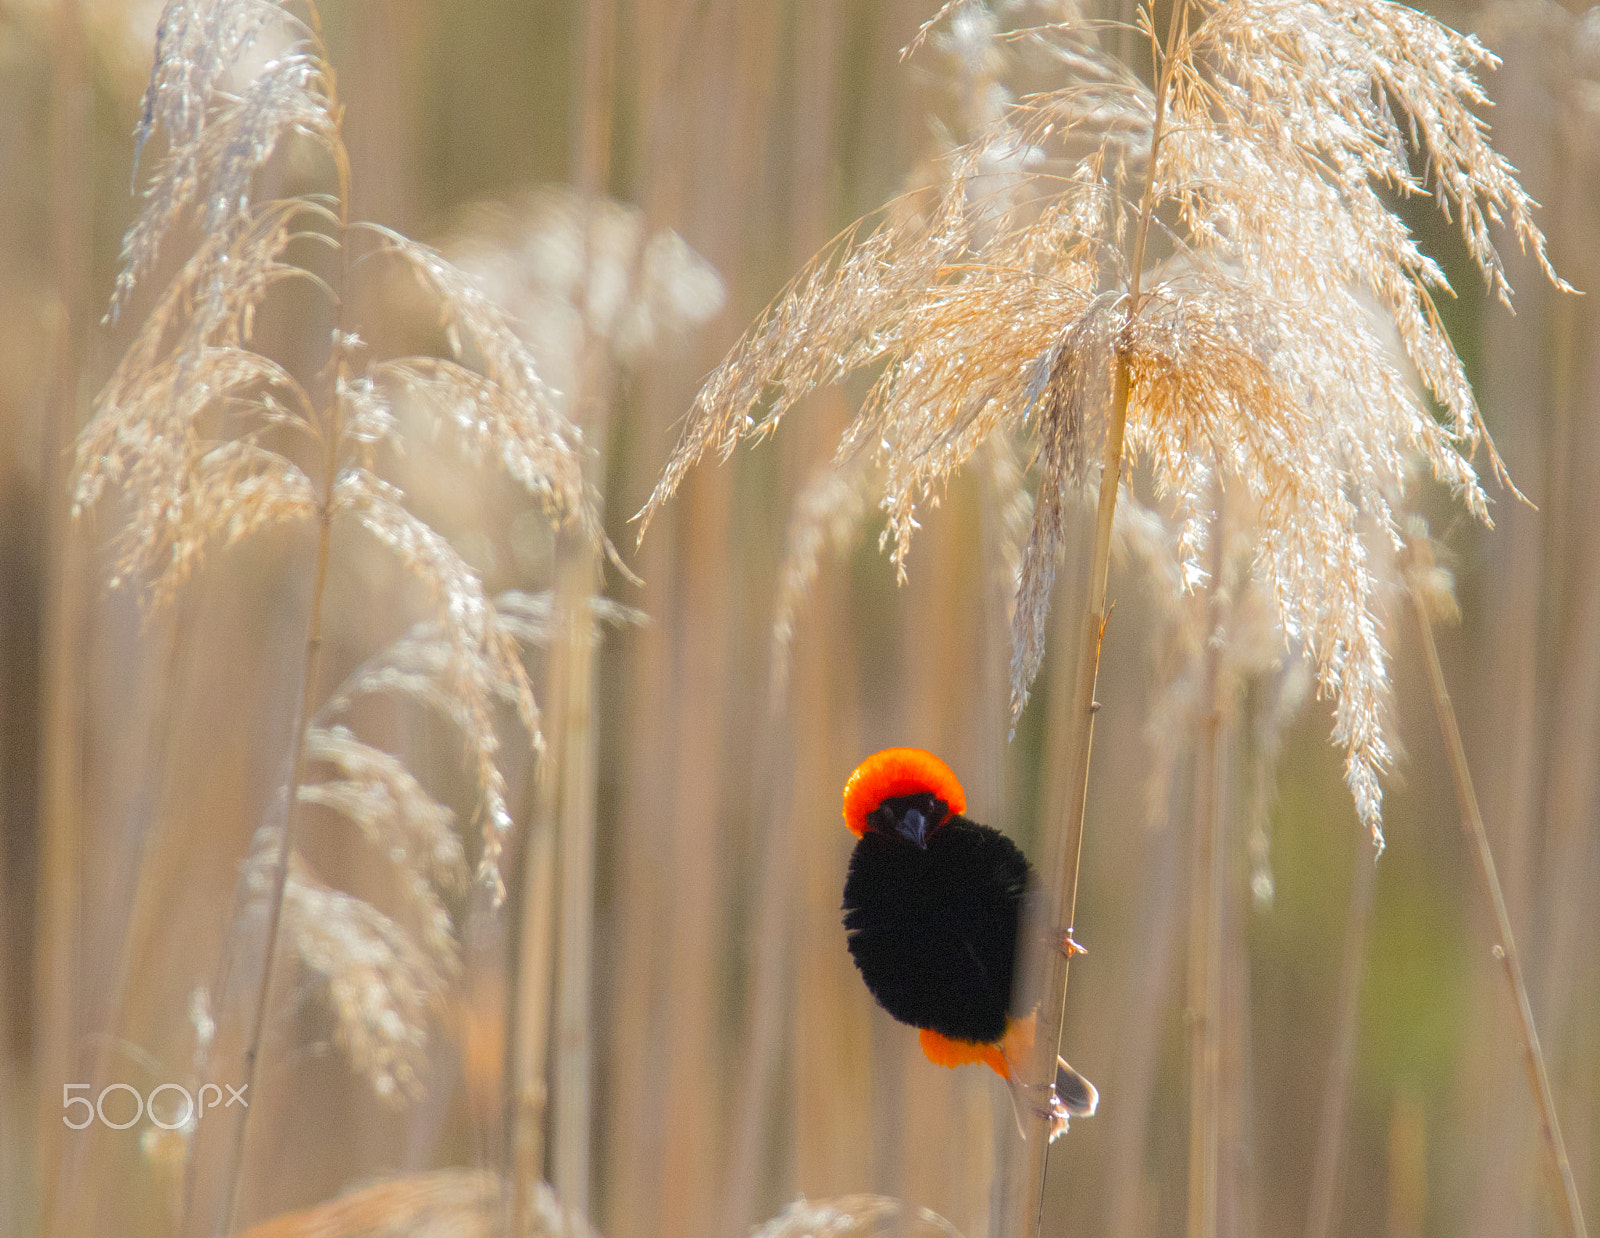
[1410,578,1588,1238]
[512,767,560,1209]
[550,0,617,1212]
[554,556,600,1214]
[1302,817,1377,1238]
[1186,510,1226,1238]
[1009,5,1189,1234]
[62,603,190,1238]
[37,0,89,1229]
[215,47,353,1228]
[1106,807,1184,1238]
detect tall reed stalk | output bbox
[1407,541,1587,1238]
[1106,806,1183,1238]
[79,2,602,1230]
[217,103,353,1233]
[722,5,845,1225]
[1184,498,1226,1238]
[1013,8,1192,1230]
[603,5,702,1233]
[512,769,559,1199]
[1463,37,1551,1230]
[654,12,782,1237]
[37,0,90,1230]
[550,0,619,1213]
[61,603,193,1238]
[1302,821,1377,1238]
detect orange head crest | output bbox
[842,748,966,839]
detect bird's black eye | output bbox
[864,792,946,849]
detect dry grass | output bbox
[68,0,616,1227]
[6,3,1598,1238]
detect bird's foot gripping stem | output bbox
[1007,1058,1099,1143]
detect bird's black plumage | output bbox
[842,793,1031,1044]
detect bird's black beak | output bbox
[895,807,932,849]
[864,792,947,850]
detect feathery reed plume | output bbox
[255,843,454,1103]
[752,1196,965,1238]
[770,455,874,702]
[641,0,1557,842]
[769,432,1038,705]
[73,0,608,1224]
[226,1179,954,1238]
[637,0,1560,1231]
[1135,498,1305,836]
[445,187,725,402]
[229,1168,598,1238]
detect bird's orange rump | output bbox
[918,1011,1036,1080]
[919,1029,1011,1079]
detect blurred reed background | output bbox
[0,1,1597,1238]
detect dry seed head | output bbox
[84,0,614,1107]
[1135,499,1315,857]
[84,0,602,899]
[77,200,325,603]
[490,588,648,646]
[643,0,1561,842]
[116,0,329,319]
[331,468,536,898]
[360,227,595,533]
[445,187,726,398]
[313,590,642,904]
[1400,515,1462,626]
[299,724,467,962]
[771,455,876,701]
[243,848,449,1103]
[227,1169,598,1238]
[753,1197,965,1238]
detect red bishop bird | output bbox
[840,747,1098,1137]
